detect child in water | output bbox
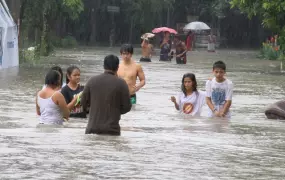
[205,61,233,118]
[61,65,86,118]
[42,66,66,90]
[171,73,206,116]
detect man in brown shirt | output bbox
[81,54,132,136]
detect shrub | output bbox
[61,35,78,48]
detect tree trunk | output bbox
[88,0,101,45]
[5,0,21,22]
[129,19,133,43]
[40,4,48,56]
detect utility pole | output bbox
[167,7,170,27]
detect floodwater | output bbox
[0,47,285,180]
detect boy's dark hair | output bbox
[51,66,63,86]
[45,70,61,87]
[104,54,119,72]
[213,61,226,71]
[120,44,134,54]
[66,65,80,84]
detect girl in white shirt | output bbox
[171,73,206,116]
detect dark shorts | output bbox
[130,94,137,104]
[160,51,173,61]
[140,57,151,62]
[176,56,187,64]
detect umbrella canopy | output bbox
[183,21,211,31]
[141,33,155,40]
[152,27,177,34]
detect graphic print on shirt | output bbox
[72,93,82,113]
[211,88,226,105]
[183,103,194,114]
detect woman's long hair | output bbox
[66,65,80,84]
[51,66,63,87]
[181,73,197,96]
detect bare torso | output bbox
[117,61,139,95]
[142,44,152,58]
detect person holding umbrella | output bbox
[159,32,172,61]
[152,27,178,61]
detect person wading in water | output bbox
[117,44,146,105]
[140,38,153,62]
[81,55,132,136]
[173,35,187,64]
[160,32,172,61]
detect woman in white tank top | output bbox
[36,70,71,125]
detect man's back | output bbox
[81,72,132,135]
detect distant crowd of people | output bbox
[140,30,217,65]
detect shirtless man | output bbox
[173,35,187,64]
[117,44,146,104]
[140,39,153,62]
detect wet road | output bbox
[0,47,284,179]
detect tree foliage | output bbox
[230,0,285,51]
[21,0,84,56]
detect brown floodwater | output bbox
[0,47,285,180]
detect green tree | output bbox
[121,0,175,42]
[21,0,83,56]
[230,0,285,50]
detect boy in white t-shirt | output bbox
[206,61,233,118]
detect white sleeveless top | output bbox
[37,92,63,125]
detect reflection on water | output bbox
[0,48,285,179]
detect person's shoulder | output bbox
[135,62,143,69]
[198,90,206,96]
[225,79,233,88]
[177,92,184,97]
[117,76,126,83]
[53,90,63,97]
[61,84,69,91]
[89,74,101,80]
[206,79,213,85]
[225,78,233,85]
[117,77,128,88]
[89,74,106,83]
[36,89,42,96]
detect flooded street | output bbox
[1,47,285,179]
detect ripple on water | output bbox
[0,49,285,179]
